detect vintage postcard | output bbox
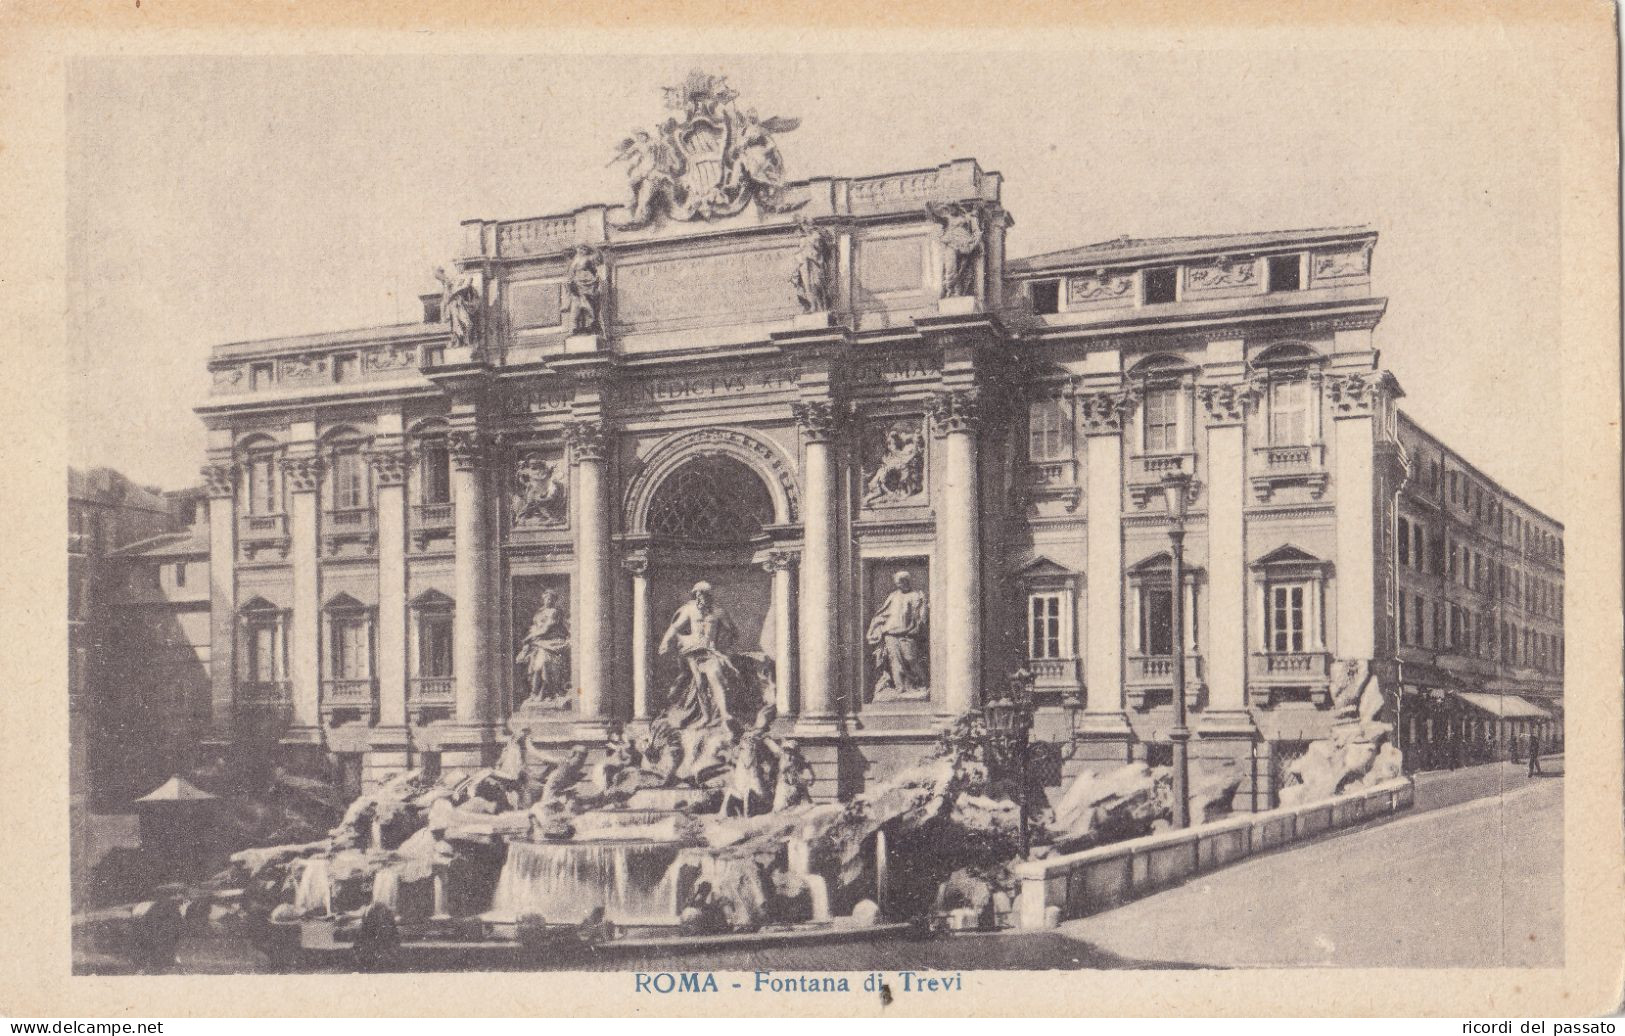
[3,0,1621,1019]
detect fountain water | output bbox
[490,841,684,925]
[292,857,334,917]
[370,866,401,911]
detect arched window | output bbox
[646,456,775,544]
[239,437,282,516]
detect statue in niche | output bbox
[560,245,605,335]
[658,580,745,728]
[863,420,925,507]
[516,590,572,709]
[512,452,567,528]
[866,570,930,700]
[433,266,482,347]
[926,202,983,298]
[789,218,834,313]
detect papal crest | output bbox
[611,71,803,227]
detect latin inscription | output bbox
[614,247,799,327]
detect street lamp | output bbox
[983,667,1037,859]
[1162,472,1192,829]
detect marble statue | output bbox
[867,571,930,700]
[433,266,481,347]
[516,591,571,708]
[658,581,742,727]
[789,218,834,313]
[722,704,778,818]
[561,245,604,334]
[512,453,567,527]
[542,745,591,803]
[611,71,801,227]
[863,420,925,506]
[494,727,531,783]
[772,738,814,811]
[927,202,983,298]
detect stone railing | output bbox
[238,513,288,542]
[1250,442,1329,501]
[1249,650,1330,679]
[1125,654,1204,709]
[1013,777,1415,930]
[321,678,377,712]
[411,502,455,549]
[325,508,375,534]
[1026,656,1081,690]
[408,676,455,706]
[1126,452,1196,507]
[495,214,577,258]
[236,680,291,708]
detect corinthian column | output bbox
[570,420,615,735]
[1197,377,1260,731]
[448,431,492,724]
[281,453,324,740]
[622,555,652,721]
[793,400,842,733]
[928,388,983,717]
[201,461,237,740]
[1077,388,1136,743]
[762,550,798,717]
[369,446,411,729]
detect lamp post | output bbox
[983,668,1037,859]
[1162,472,1191,829]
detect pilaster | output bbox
[201,461,238,741]
[1197,369,1260,737]
[927,387,984,718]
[762,550,799,718]
[369,442,411,730]
[622,555,652,720]
[448,429,493,725]
[1077,387,1136,742]
[281,451,324,742]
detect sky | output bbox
[66,49,1563,513]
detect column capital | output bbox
[1326,370,1402,417]
[621,554,650,577]
[447,429,487,471]
[926,387,982,438]
[1077,387,1139,435]
[760,549,799,574]
[201,462,237,498]
[566,420,610,463]
[791,399,843,443]
[1197,378,1264,427]
[367,447,413,487]
[280,455,324,492]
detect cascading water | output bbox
[292,857,334,917]
[490,842,684,925]
[370,866,401,911]
[657,849,771,927]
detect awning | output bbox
[1450,692,1553,720]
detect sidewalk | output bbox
[1409,753,1564,813]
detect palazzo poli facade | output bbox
[196,77,1562,806]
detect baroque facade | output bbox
[194,84,1562,807]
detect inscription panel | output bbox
[508,280,563,330]
[857,236,926,296]
[614,246,800,333]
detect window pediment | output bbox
[410,588,455,611]
[322,591,369,614]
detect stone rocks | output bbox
[1049,763,1172,851]
[1277,716,1399,807]
[850,899,881,926]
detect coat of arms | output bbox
[611,71,802,227]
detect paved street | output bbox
[1056,758,1564,968]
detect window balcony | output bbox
[1023,460,1081,512]
[1249,442,1328,502]
[239,512,288,541]
[1025,656,1081,699]
[411,501,455,549]
[1127,452,1196,508]
[236,680,291,708]
[1247,650,1332,706]
[323,508,377,555]
[321,677,378,713]
[1124,653,1204,709]
[408,676,455,706]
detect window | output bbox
[249,624,278,682]
[1265,583,1308,653]
[1027,592,1064,660]
[1027,399,1071,462]
[1140,586,1175,656]
[418,609,454,677]
[1268,378,1311,445]
[333,355,359,384]
[1412,523,1425,570]
[1142,386,1180,454]
[1398,590,1409,644]
[419,439,451,504]
[247,454,279,515]
[1030,279,1060,315]
[1267,254,1302,292]
[331,450,367,510]
[330,613,371,679]
[1143,266,1177,304]
[1412,594,1426,646]
[1398,518,1410,566]
[174,563,186,588]
[250,363,274,390]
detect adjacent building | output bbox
[191,81,1563,808]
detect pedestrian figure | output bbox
[1527,730,1542,776]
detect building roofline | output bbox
[1007,225,1376,275]
[1397,409,1563,530]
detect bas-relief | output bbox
[860,416,927,508]
[510,449,568,529]
[1068,271,1135,305]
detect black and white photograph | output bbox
[12,4,1621,1020]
